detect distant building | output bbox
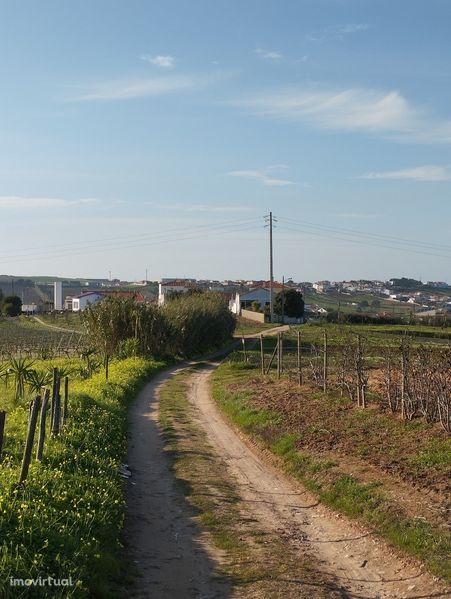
[54,282,63,311]
[21,303,40,315]
[313,281,333,293]
[72,292,104,312]
[158,280,198,306]
[229,282,285,314]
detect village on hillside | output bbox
[1,274,451,322]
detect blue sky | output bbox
[1,0,451,282]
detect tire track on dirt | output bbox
[186,362,449,599]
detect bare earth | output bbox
[124,361,450,598]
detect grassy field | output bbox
[27,313,85,332]
[211,359,451,582]
[234,316,282,336]
[304,291,415,316]
[0,355,165,597]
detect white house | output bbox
[72,292,104,312]
[229,283,285,314]
[158,280,198,306]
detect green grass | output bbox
[0,356,165,597]
[212,361,451,583]
[234,317,282,337]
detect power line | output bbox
[0,216,258,258]
[277,222,451,260]
[278,216,451,255]
[0,221,262,265]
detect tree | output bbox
[3,295,22,317]
[251,301,261,312]
[274,289,304,318]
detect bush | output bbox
[163,292,236,357]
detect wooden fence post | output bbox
[356,335,366,408]
[241,337,247,362]
[19,395,41,483]
[323,330,328,393]
[401,340,409,420]
[51,391,61,436]
[297,331,302,386]
[0,410,6,463]
[62,376,69,426]
[280,332,284,374]
[265,340,279,374]
[277,332,281,379]
[260,335,264,375]
[36,388,50,461]
[50,367,58,427]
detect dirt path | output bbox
[125,365,231,598]
[125,361,449,598]
[186,363,449,599]
[32,316,81,334]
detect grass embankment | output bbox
[159,368,337,598]
[0,356,164,597]
[212,361,451,583]
[234,317,282,337]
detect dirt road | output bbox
[125,361,449,598]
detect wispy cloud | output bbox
[0,196,98,209]
[69,74,206,101]
[140,54,176,68]
[235,86,451,144]
[358,165,451,182]
[227,166,294,187]
[255,47,283,60]
[306,23,369,43]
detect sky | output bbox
[1,0,451,283]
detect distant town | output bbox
[1,274,451,322]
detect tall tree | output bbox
[274,289,304,318]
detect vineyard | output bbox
[0,318,83,358]
[239,324,451,431]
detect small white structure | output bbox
[230,288,270,314]
[54,281,63,311]
[21,303,39,314]
[158,280,198,306]
[72,292,104,312]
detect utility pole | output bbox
[281,275,285,324]
[264,212,276,323]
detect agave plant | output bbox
[7,357,35,401]
[26,369,52,396]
